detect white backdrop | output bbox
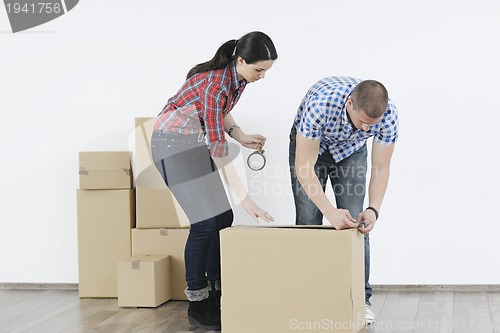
[1,0,499,285]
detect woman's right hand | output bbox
[241,197,274,223]
[235,133,266,152]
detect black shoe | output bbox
[187,298,221,330]
[208,281,222,309]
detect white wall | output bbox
[1,0,499,284]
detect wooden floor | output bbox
[0,290,499,332]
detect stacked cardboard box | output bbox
[131,117,190,229]
[77,118,192,304]
[117,254,172,307]
[129,118,190,301]
[77,152,135,298]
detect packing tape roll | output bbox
[247,151,266,171]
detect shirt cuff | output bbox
[209,140,229,158]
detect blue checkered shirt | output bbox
[293,76,399,162]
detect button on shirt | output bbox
[293,76,399,162]
[154,61,247,158]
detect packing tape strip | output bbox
[79,167,89,175]
[131,260,140,270]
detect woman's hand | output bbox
[241,197,274,223]
[233,132,267,152]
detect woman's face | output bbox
[236,57,274,83]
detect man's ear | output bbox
[346,97,353,110]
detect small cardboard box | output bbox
[79,151,132,190]
[131,117,189,229]
[77,189,135,298]
[220,226,365,333]
[131,228,189,300]
[117,254,171,307]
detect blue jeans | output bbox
[151,130,233,291]
[288,126,372,306]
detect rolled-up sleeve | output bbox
[297,96,327,140]
[200,82,229,158]
[375,100,399,145]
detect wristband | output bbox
[227,125,240,137]
[366,207,379,220]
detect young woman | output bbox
[151,31,277,330]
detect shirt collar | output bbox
[229,60,248,89]
[341,95,352,128]
[341,102,349,124]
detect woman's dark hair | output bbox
[186,31,278,80]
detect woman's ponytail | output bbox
[186,39,238,80]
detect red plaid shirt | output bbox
[154,61,247,158]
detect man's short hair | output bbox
[351,80,389,118]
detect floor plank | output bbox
[21,298,116,333]
[0,290,15,300]
[413,291,454,333]
[363,292,387,333]
[1,289,500,332]
[0,290,71,328]
[369,291,388,319]
[453,291,493,333]
[372,291,420,333]
[6,291,78,333]
[488,292,500,333]
[0,290,45,316]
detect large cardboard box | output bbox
[77,189,135,298]
[131,228,189,300]
[117,254,171,307]
[131,117,189,229]
[135,186,189,229]
[79,151,132,189]
[130,117,156,187]
[220,226,365,333]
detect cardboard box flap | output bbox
[79,152,131,173]
[131,117,156,185]
[122,254,168,263]
[230,224,355,230]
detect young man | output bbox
[288,76,399,324]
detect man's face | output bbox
[346,97,382,131]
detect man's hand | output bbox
[324,208,359,230]
[357,209,377,234]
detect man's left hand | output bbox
[357,209,377,234]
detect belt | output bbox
[153,130,205,143]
